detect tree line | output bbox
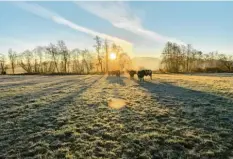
[0,36,131,75]
[1,39,232,75]
[161,42,233,73]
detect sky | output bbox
[0,1,232,57]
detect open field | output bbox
[1,74,233,158]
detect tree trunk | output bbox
[11,62,15,74]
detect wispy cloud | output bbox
[76,2,186,45]
[14,2,133,53]
[0,36,95,54]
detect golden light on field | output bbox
[110,52,116,60]
[108,98,126,109]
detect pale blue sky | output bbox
[0,1,232,57]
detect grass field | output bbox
[1,74,233,158]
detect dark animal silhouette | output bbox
[1,71,6,75]
[108,70,120,77]
[137,70,152,81]
[127,70,137,78]
[116,70,120,77]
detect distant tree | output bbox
[0,54,8,74]
[57,40,69,73]
[46,43,59,73]
[111,43,123,71]
[103,39,109,73]
[71,48,82,73]
[80,49,93,74]
[19,50,33,73]
[119,53,131,71]
[112,43,122,60]
[189,49,198,71]
[94,36,103,72]
[203,52,218,68]
[180,45,187,71]
[196,51,203,68]
[186,44,192,72]
[8,49,17,74]
[219,54,233,72]
[161,42,172,71]
[33,46,45,73]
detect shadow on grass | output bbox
[106,76,126,86]
[0,76,93,106]
[0,75,36,83]
[0,75,91,89]
[188,73,233,77]
[0,78,62,89]
[0,76,103,158]
[119,79,233,158]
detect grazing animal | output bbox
[115,70,120,77]
[108,70,120,77]
[137,70,152,81]
[1,71,6,75]
[108,71,114,76]
[127,70,137,78]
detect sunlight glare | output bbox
[110,52,116,60]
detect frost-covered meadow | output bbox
[0,74,233,158]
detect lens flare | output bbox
[108,98,126,109]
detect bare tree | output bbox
[180,45,187,71]
[103,39,109,73]
[219,54,233,72]
[112,43,122,60]
[71,48,82,73]
[57,40,69,73]
[186,44,192,72]
[119,53,131,71]
[46,43,59,73]
[33,46,45,73]
[8,49,17,74]
[196,51,203,68]
[94,36,103,72]
[0,54,8,74]
[80,49,93,74]
[19,50,33,73]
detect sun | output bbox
[110,53,116,60]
